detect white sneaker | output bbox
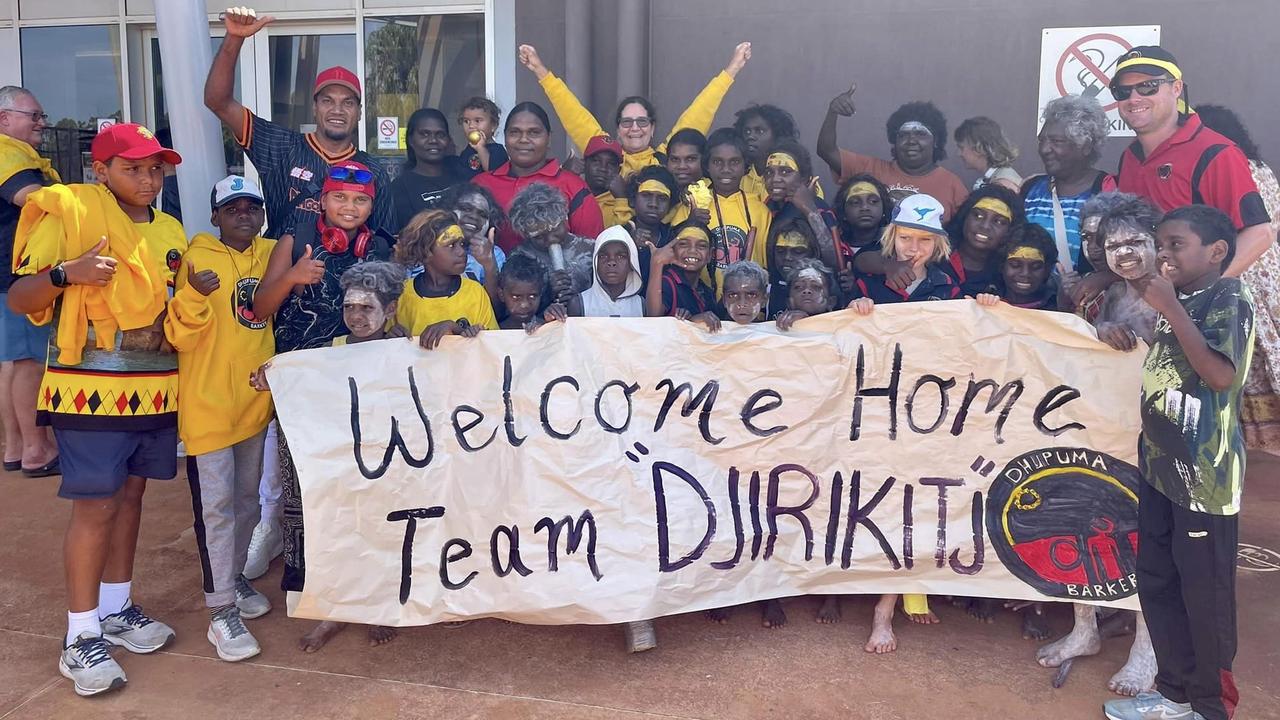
[101,604,175,653]
[207,606,260,662]
[242,518,282,580]
[59,632,127,697]
[235,574,272,619]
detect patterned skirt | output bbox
[279,427,306,592]
[1242,243,1280,455]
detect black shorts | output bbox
[53,426,178,500]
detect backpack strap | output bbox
[567,186,592,215]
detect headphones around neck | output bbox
[317,218,373,258]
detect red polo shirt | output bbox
[1117,114,1270,230]
[471,158,605,252]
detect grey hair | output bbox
[784,257,835,289]
[1096,193,1162,244]
[508,182,568,236]
[0,85,34,109]
[1081,191,1140,223]
[339,261,406,308]
[722,260,768,293]
[1040,95,1109,161]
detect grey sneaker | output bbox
[1104,691,1202,720]
[58,632,127,697]
[235,574,272,620]
[101,604,175,653]
[243,519,282,580]
[207,605,260,662]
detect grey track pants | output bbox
[187,429,268,607]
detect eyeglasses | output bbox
[1,107,49,123]
[618,117,651,129]
[328,166,373,184]
[1110,78,1176,101]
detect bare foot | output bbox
[815,596,842,624]
[299,620,346,652]
[1108,614,1156,697]
[761,599,786,629]
[705,608,730,624]
[1020,604,1053,640]
[967,598,999,624]
[1037,604,1101,668]
[906,610,939,625]
[864,596,897,654]
[367,625,397,646]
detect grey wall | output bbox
[514,0,1276,194]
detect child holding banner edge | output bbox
[394,209,498,348]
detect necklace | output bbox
[220,238,260,307]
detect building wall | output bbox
[516,0,1276,192]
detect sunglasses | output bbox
[328,166,373,184]
[618,117,652,129]
[1110,78,1176,101]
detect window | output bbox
[268,33,357,134]
[150,37,246,174]
[363,14,486,166]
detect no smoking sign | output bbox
[376,116,400,151]
[1037,25,1160,137]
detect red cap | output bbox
[91,123,182,165]
[322,161,376,198]
[314,66,362,99]
[584,134,622,160]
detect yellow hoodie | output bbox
[538,70,735,178]
[164,233,276,455]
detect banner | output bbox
[268,302,1146,626]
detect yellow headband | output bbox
[439,224,465,244]
[637,179,671,197]
[1115,56,1182,80]
[974,197,1013,221]
[765,152,799,171]
[675,226,710,244]
[844,181,879,200]
[776,231,809,249]
[1007,246,1045,262]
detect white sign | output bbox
[268,304,1146,627]
[94,118,117,134]
[1037,25,1161,137]
[376,116,400,150]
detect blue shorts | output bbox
[0,294,51,362]
[53,426,178,500]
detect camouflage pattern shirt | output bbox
[1140,277,1255,515]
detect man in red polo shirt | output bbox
[1114,46,1273,277]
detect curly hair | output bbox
[1162,204,1237,270]
[767,138,814,180]
[394,209,460,266]
[1095,193,1162,248]
[784,257,836,297]
[947,183,1026,248]
[440,182,505,232]
[722,260,768,293]
[999,222,1059,270]
[339,261,406,309]
[733,104,799,141]
[499,253,548,290]
[626,165,678,204]
[508,182,567,237]
[1196,104,1262,162]
[886,101,949,162]
[457,96,501,126]
[835,173,893,242]
[1040,95,1109,162]
[955,116,1019,167]
[1081,191,1138,224]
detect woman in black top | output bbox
[389,108,471,234]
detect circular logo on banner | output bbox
[232,277,266,330]
[985,447,1140,600]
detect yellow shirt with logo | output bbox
[164,233,276,455]
[396,276,498,335]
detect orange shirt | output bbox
[837,149,969,221]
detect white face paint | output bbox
[1104,228,1158,281]
[342,288,389,339]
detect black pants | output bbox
[1137,478,1239,720]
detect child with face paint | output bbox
[496,255,548,330]
[627,166,678,284]
[547,225,648,321]
[766,221,820,317]
[394,209,498,349]
[942,185,1024,296]
[733,103,822,202]
[645,221,720,330]
[974,223,1060,310]
[720,260,769,325]
[834,174,893,296]
[455,96,508,175]
[507,182,596,305]
[700,128,772,293]
[440,183,506,304]
[1061,192,1135,322]
[1088,194,1163,351]
[848,194,961,306]
[763,141,841,274]
[775,258,837,331]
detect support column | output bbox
[615,0,649,99]
[564,0,592,110]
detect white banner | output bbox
[268,302,1146,626]
[1037,25,1161,137]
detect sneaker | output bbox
[235,574,272,620]
[58,632,127,697]
[243,518,282,580]
[1104,691,1201,720]
[207,605,260,662]
[101,604,175,653]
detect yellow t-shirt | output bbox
[395,276,498,335]
[15,209,187,430]
[741,166,825,203]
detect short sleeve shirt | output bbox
[659,266,716,316]
[837,150,968,220]
[1140,277,1255,515]
[395,275,498,335]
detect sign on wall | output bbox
[1037,25,1161,137]
[268,304,1146,627]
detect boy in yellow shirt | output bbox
[164,176,276,663]
[8,123,183,697]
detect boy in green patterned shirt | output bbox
[1105,205,1255,720]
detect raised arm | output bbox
[519,44,605,154]
[817,84,856,178]
[204,8,275,129]
[662,42,752,146]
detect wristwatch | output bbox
[49,264,70,288]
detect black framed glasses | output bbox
[1,107,49,123]
[328,166,373,184]
[1110,78,1176,101]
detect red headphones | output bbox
[317,219,373,258]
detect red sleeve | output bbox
[566,177,605,240]
[1199,146,1270,230]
